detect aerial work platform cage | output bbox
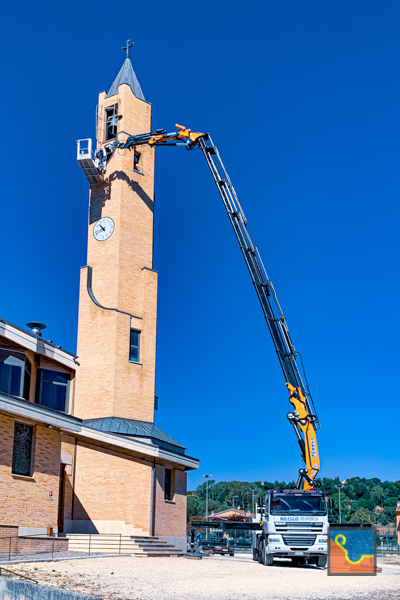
[76,138,104,185]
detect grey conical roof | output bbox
[107,58,145,100]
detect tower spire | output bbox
[107,41,145,100]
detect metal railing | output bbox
[377,544,400,555]
[81,533,125,556]
[0,566,38,583]
[0,534,63,562]
[0,532,135,562]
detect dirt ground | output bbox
[6,554,400,600]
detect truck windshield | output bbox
[270,494,326,515]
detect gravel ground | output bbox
[6,554,400,600]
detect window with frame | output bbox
[133,149,143,174]
[0,349,31,400]
[129,330,140,363]
[35,369,70,412]
[12,422,33,477]
[105,104,118,141]
[164,468,172,501]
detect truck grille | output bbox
[282,535,316,547]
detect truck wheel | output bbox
[261,542,273,566]
[264,552,274,566]
[257,542,263,564]
[252,549,258,562]
[317,556,327,568]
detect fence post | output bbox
[52,533,55,559]
[8,538,11,562]
[88,534,91,557]
[119,534,122,555]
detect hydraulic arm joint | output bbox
[286,383,320,490]
[112,124,204,151]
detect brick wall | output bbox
[0,414,60,529]
[0,525,18,538]
[71,441,152,533]
[0,536,68,555]
[154,465,187,538]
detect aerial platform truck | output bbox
[77,125,331,567]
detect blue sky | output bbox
[1,1,399,490]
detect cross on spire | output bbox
[122,39,135,59]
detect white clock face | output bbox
[93,217,115,241]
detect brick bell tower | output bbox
[74,44,157,422]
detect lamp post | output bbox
[335,484,344,524]
[250,488,258,517]
[203,474,213,540]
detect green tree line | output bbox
[188,477,400,525]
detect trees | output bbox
[349,507,372,524]
[188,476,400,527]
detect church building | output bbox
[0,47,198,553]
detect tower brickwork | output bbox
[74,66,157,422]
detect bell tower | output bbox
[74,44,157,423]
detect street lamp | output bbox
[335,484,344,524]
[203,474,213,540]
[250,488,258,517]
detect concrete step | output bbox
[66,534,183,557]
[134,544,170,548]
[68,538,169,545]
[132,540,170,546]
[68,544,176,552]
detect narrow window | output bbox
[105,105,118,141]
[133,149,143,174]
[12,422,33,477]
[0,350,25,397]
[35,369,70,412]
[129,330,140,363]
[164,468,172,501]
[23,360,32,401]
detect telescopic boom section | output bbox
[112,125,321,490]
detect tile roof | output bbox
[82,417,186,454]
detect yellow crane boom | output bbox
[111,124,321,490]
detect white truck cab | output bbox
[251,489,329,567]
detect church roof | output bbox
[82,417,186,455]
[107,58,145,100]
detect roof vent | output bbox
[26,322,47,337]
